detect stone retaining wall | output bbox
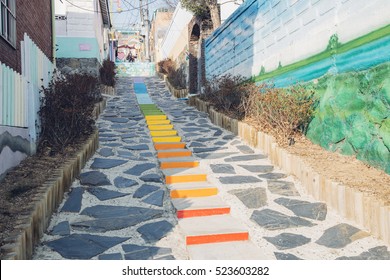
[189,96,390,247]
[0,100,105,259]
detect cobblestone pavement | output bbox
[33,76,390,260]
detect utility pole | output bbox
[139,0,150,61]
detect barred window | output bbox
[0,0,16,47]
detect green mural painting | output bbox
[306,62,390,174]
[253,24,390,85]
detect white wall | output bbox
[160,3,193,60]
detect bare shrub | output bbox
[245,84,316,145]
[38,74,100,152]
[202,74,248,119]
[201,74,316,145]
[168,66,187,90]
[157,58,175,75]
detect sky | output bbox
[109,0,177,31]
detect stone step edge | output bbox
[186,232,249,245]
[177,207,231,219]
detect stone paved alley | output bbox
[32,76,390,260]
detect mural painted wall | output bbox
[206,0,390,83]
[115,62,156,77]
[204,0,390,174]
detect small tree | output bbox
[180,0,221,30]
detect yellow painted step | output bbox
[150,130,177,137]
[152,136,182,143]
[169,182,218,198]
[145,115,167,121]
[146,119,171,125]
[163,167,207,184]
[148,124,173,130]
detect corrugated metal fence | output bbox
[0,33,54,141]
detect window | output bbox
[0,0,16,47]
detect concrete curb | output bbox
[1,100,105,259]
[188,96,390,247]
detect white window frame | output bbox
[0,0,16,47]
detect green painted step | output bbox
[143,111,165,115]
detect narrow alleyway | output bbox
[33,76,390,260]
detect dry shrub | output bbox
[99,58,116,86]
[39,74,100,152]
[201,74,316,145]
[202,74,248,119]
[157,58,175,75]
[158,58,187,89]
[245,84,316,145]
[168,67,187,90]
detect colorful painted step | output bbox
[178,215,249,245]
[148,124,173,130]
[139,104,158,108]
[172,195,230,218]
[150,130,177,137]
[168,182,218,198]
[157,149,192,158]
[142,111,164,115]
[187,241,265,260]
[145,115,167,121]
[159,156,199,169]
[146,119,171,125]
[163,167,207,184]
[152,136,182,143]
[154,142,186,150]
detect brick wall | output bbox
[0,0,53,73]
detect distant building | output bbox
[54,0,111,76]
[150,8,174,64]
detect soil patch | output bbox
[285,135,390,205]
[0,143,83,259]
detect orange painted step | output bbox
[168,182,219,198]
[163,168,207,184]
[177,208,230,218]
[154,142,186,150]
[172,196,230,219]
[159,157,199,169]
[179,215,249,245]
[187,232,249,245]
[157,149,192,158]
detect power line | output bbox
[63,0,158,14]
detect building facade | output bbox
[0,0,55,180]
[54,0,111,76]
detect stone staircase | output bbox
[135,82,265,259]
